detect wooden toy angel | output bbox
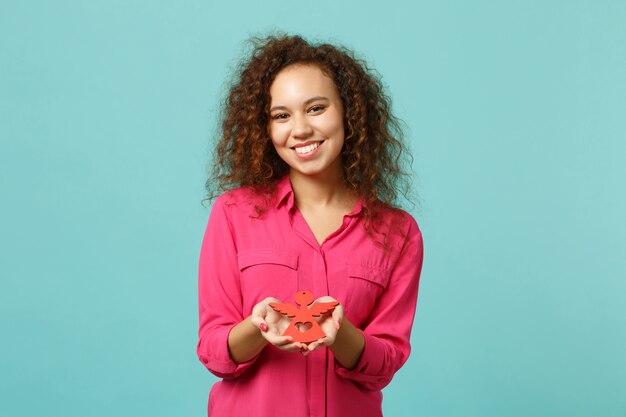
[269,290,339,343]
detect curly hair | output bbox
[206,33,414,245]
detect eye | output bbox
[272,113,289,120]
[308,105,325,113]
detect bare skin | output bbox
[289,167,357,246]
[228,298,306,364]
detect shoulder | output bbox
[388,206,419,231]
[375,207,424,278]
[368,203,422,253]
[398,208,421,241]
[211,185,275,219]
[372,203,421,234]
[214,186,254,206]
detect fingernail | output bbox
[260,323,268,332]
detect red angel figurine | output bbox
[269,291,339,343]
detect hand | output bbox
[303,296,344,355]
[250,297,306,352]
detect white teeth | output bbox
[294,142,321,154]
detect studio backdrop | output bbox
[1,1,625,416]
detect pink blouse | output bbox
[197,175,424,417]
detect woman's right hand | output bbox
[250,297,305,352]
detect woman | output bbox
[198,34,424,417]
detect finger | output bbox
[331,304,343,328]
[264,333,294,346]
[307,338,327,352]
[251,302,273,324]
[261,297,281,305]
[306,341,319,351]
[250,317,269,333]
[249,315,266,331]
[277,341,305,352]
[250,315,260,326]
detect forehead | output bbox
[269,64,339,102]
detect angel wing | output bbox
[269,302,299,318]
[307,301,339,317]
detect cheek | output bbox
[334,117,345,135]
[269,125,290,146]
[273,147,293,167]
[269,137,292,163]
[316,113,344,136]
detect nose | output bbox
[291,114,313,138]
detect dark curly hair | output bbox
[206,33,414,245]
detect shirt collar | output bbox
[274,174,294,209]
[274,174,364,217]
[345,197,364,217]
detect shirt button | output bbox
[200,356,209,364]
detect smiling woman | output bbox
[269,64,345,180]
[198,34,424,417]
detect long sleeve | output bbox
[335,217,424,391]
[197,195,258,379]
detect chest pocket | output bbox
[345,263,390,326]
[238,249,299,314]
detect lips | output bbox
[292,140,324,155]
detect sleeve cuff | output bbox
[197,324,259,379]
[334,330,392,390]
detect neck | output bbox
[289,168,351,208]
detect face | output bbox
[268,64,345,180]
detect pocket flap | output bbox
[348,263,389,288]
[238,249,298,271]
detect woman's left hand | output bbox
[303,296,344,355]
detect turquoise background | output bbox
[1,0,625,416]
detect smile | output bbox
[293,141,324,155]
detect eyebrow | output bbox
[269,96,329,112]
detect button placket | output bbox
[308,242,329,417]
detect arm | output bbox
[304,301,365,370]
[330,316,365,369]
[197,196,306,378]
[334,218,424,391]
[227,316,268,364]
[230,298,305,363]
[197,195,260,379]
